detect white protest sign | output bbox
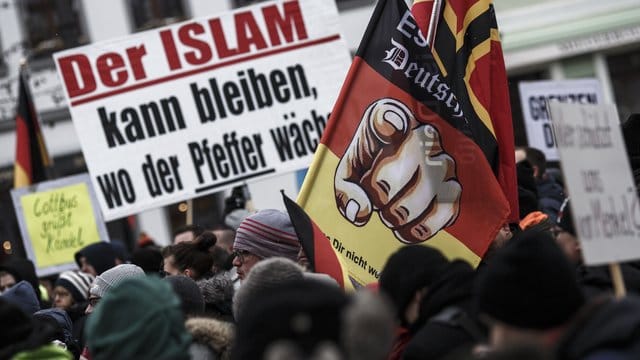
[519,79,603,161]
[53,0,351,220]
[550,102,640,265]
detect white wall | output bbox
[84,1,130,41]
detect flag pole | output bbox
[609,263,627,298]
[186,199,193,225]
[426,0,442,50]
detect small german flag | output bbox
[14,71,52,188]
[282,191,351,289]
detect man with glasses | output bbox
[80,264,145,360]
[231,209,301,282]
[85,264,144,315]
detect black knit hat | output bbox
[231,279,348,360]
[517,160,539,219]
[476,228,584,330]
[131,248,163,275]
[379,245,449,322]
[164,275,205,318]
[74,242,117,275]
[0,297,32,348]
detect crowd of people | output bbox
[1,115,640,360]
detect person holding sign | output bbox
[553,199,640,298]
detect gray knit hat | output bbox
[90,264,145,298]
[233,257,304,321]
[233,209,300,261]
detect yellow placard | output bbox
[20,183,101,268]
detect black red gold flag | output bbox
[413,0,519,222]
[282,191,350,289]
[297,0,514,285]
[14,71,52,188]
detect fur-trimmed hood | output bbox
[186,317,234,360]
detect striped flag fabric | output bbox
[413,0,519,222]
[296,0,516,286]
[14,71,52,188]
[282,192,351,289]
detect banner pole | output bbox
[426,0,442,50]
[609,262,626,298]
[186,199,193,225]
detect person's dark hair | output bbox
[211,246,233,273]
[209,223,234,232]
[162,233,216,280]
[172,224,205,239]
[523,147,547,180]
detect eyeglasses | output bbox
[88,296,101,307]
[232,249,252,264]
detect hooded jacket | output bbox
[402,260,485,360]
[536,177,565,223]
[33,308,80,359]
[556,296,640,360]
[0,257,41,301]
[577,263,640,299]
[186,317,234,360]
[1,280,40,315]
[0,298,67,360]
[74,242,117,275]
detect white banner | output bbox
[53,0,351,220]
[550,103,640,265]
[519,79,603,161]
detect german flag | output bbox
[412,0,519,223]
[14,71,52,188]
[282,192,352,289]
[297,0,513,285]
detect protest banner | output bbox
[297,0,516,287]
[11,174,109,276]
[549,102,640,267]
[53,0,351,220]
[519,79,603,161]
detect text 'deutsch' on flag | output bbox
[14,71,52,188]
[297,0,513,286]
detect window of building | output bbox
[20,0,88,58]
[168,193,224,235]
[608,48,640,122]
[129,0,188,32]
